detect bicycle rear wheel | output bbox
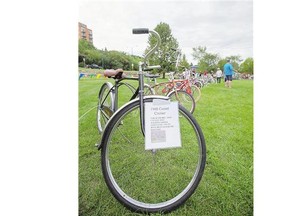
[100,98,206,213]
[97,82,114,133]
[168,90,196,114]
[143,83,154,95]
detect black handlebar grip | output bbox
[132,28,149,34]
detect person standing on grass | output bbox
[216,68,223,83]
[223,59,237,88]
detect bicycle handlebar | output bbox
[132,28,149,34]
[132,28,161,70]
[144,30,161,68]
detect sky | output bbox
[79,0,253,64]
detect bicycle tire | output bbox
[194,81,203,89]
[167,90,196,114]
[190,85,201,103]
[143,83,155,95]
[100,98,206,213]
[152,82,172,96]
[97,82,114,133]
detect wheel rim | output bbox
[102,102,205,211]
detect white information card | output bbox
[145,99,181,150]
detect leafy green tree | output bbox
[145,22,179,78]
[226,55,242,71]
[192,46,220,73]
[179,54,190,71]
[218,55,244,72]
[217,59,227,71]
[239,58,254,74]
[78,39,141,70]
[192,46,207,61]
[78,39,95,53]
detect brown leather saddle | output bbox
[103,69,126,79]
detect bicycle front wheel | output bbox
[168,90,196,114]
[100,98,206,213]
[190,85,201,103]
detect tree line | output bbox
[192,46,254,75]
[78,22,253,77]
[78,39,141,71]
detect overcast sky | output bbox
[79,0,253,64]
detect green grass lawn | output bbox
[79,78,253,215]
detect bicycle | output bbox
[168,71,202,103]
[143,49,201,107]
[190,76,204,89]
[170,49,202,102]
[142,50,196,113]
[97,28,206,214]
[144,74,196,113]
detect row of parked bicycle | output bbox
[97,66,209,121]
[141,72,201,114]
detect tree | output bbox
[239,58,254,74]
[78,39,141,70]
[192,46,220,73]
[192,46,207,61]
[225,55,242,71]
[217,59,227,71]
[179,54,190,71]
[145,22,179,78]
[78,39,95,53]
